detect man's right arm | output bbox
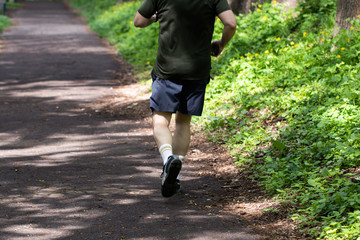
[211,10,236,57]
[134,11,157,28]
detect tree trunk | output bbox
[277,0,297,11]
[228,0,265,15]
[334,0,360,35]
[228,0,297,15]
[227,0,248,15]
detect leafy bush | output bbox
[203,1,360,239]
[69,0,158,68]
[0,15,11,33]
[67,0,360,238]
[5,2,22,9]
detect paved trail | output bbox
[0,1,261,239]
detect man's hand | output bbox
[210,40,223,57]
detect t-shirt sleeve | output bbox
[214,0,231,15]
[138,0,157,19]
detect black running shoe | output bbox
[161,155,182,197]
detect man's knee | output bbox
[175,112,192,125]
[153,111,172,126]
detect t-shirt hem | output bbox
[217,7,231,15]
[153,69,210,82]
[138,9,152,19]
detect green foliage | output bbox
[67,0,360,238]
[0,15,11,33]
[292,0,337,33]
[68,0,157,68]
[202,1,360,239]
[5,2,22,9]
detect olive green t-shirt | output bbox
[138,0,231,81]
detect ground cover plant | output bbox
[68,0,360,238]
[0,15,11,33]
[0,1,20,33]
[5,2,22,9]
[69,0,158,68]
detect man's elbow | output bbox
[231,22,237,31]
[228,19,237,31]
[224,21,236,35]
[134,12,147,28]
[134,19,144,28]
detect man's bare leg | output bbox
[172,112,192,156]
[153,111,183,197]
[152,111,172,148]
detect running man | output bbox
[134,0,236,197]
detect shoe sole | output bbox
[161,159,182,197]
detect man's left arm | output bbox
[211,10,236,56]
[134,11,157,28]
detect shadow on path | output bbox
[0,1,262,239]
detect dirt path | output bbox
[0,1,264,239]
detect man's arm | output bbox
[134,11,157,28]
[211,10,237,57]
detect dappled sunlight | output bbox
[224,199,282,217]
[127,188,158,196]
[5,80,113,99]
[0,133,21,147]
[0,59,15,66]
[113,198,140,206]
[2,225,75,239]
[0,188,104,239]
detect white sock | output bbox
[177,155,185,180]
[159,144,173,165]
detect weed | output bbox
[0,15,11,33]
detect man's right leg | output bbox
[152,111,182,197]
[152,111,173,164]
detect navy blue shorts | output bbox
[150,71,210,116]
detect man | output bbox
[134,0,236,198]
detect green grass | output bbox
[0,15,11,33]
[68,0,157,70]
[67,0,360,238]
[5,2,22,9]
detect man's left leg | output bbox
[172,112,192,156]
[172,112,192,189]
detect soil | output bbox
[0,1,308,239]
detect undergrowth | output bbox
[5,2,22,9]
[0,15,11,33]
[68,0,360,239]
[69,0,157,69]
